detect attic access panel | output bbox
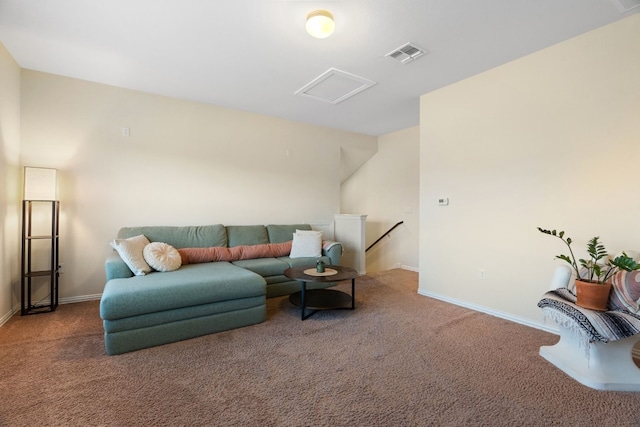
[295,68,376,105]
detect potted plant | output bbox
[537,227,640,311]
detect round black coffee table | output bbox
[284,265,358,320]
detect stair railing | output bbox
[366,221,404,252]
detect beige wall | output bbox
[341,126,419,272]
[0,43,21,322]
[419,15,640,328]
[19,71,376,301]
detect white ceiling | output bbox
[0,0,637,136]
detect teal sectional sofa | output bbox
[100,224,342,355]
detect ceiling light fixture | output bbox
[306,10,335,39]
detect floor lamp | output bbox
[21,167,60,315]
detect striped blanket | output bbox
[538,288,640,343]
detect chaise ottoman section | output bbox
[100,262,266,355]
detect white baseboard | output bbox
[0,293,102,328]
[420,289,640,364]
[390,263,419,272]
[60,294,102,304]
[417,288,559,335]
[0,304,20,328]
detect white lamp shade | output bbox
[24,167,58,200]
[306,10,335,39]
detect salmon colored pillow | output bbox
[178,247,233,264]
[230,241,292,260]
[178,241,292,265]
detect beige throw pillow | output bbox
[143,242,182,272]
[110,234,152,276]
[290,230,322,258]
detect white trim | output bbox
[400,264,419,273]
[0,304,20,327]
[417,288,559,335]
[418,288,640,372]
[0,294,102,327]
[59,294,102,304]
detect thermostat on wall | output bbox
[438,197,449,206]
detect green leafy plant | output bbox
[537,227,640,284]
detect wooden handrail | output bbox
[366,221,404,252]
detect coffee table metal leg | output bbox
[351,278,355,309]
[300,281,321,320]
[301,281,306,320]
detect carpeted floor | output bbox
[1,269,639,426]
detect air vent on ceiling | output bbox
[295,68,376,105]
[610,0,640,11]
[385,42,427,64]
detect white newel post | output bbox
[334,214,367,275]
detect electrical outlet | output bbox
[479,269,486,280]
[58,263,64,274]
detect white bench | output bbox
[538,267,640,391]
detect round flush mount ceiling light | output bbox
[306,10,335,39]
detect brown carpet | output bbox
[1,269,639,426]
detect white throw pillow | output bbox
[290,230,322,258]
[110,234,152,276]
[143,242,182,272]
[295,229,321,235]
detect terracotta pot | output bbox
[575,279,611,311]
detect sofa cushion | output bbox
[103,304,266,356]
[118,225,227,249]
[266,224,311,243]
[100,262,265,320]
[226,225,269,247]
[232,258,290,277]
[110,234,152,276]
[103,295,265,333]
[264,275,292,285]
